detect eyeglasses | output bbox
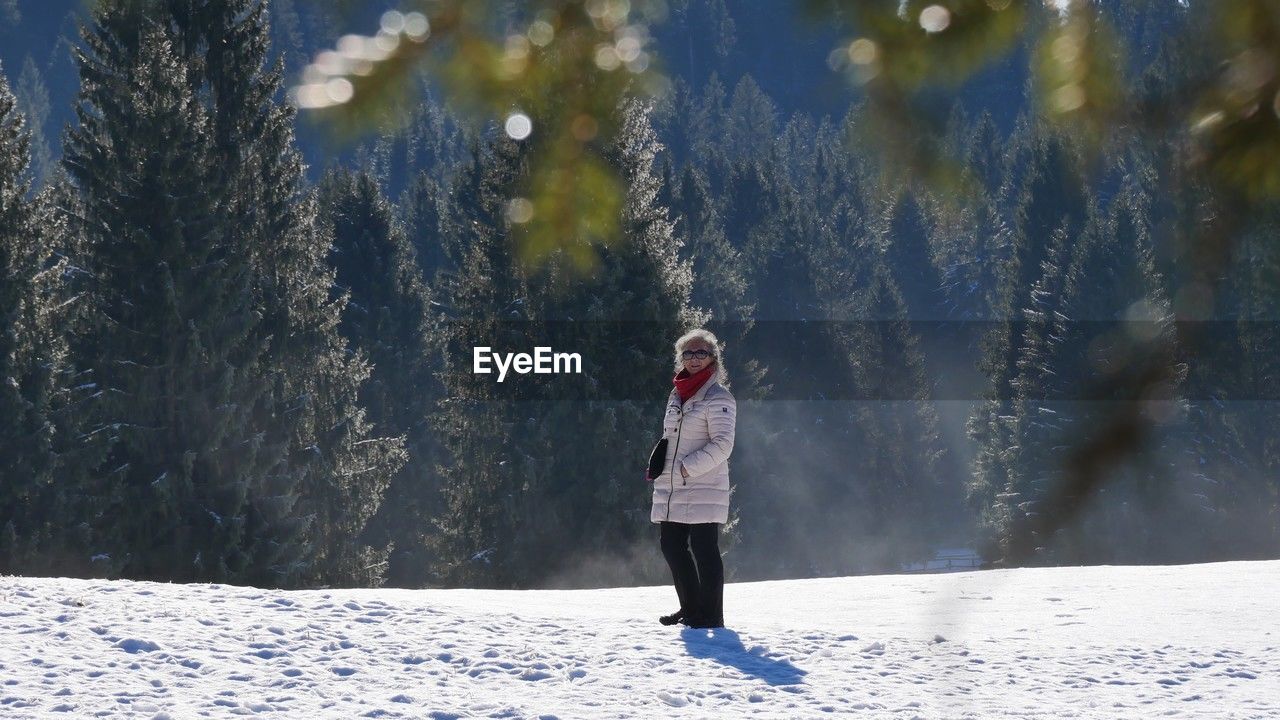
[681,349,714,360]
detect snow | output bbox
[1,560,1277,718]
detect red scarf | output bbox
[673,363,715,403]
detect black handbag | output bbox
[646,437,668,480]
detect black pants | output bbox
[659,521,723,624]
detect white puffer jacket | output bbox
[650,378,736,524]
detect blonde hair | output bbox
[673,328,729,386]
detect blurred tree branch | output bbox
[286,0,665,272]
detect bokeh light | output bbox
[919,5,952,34]
[404,12,429,41]
[379,10,405,35]
[505,113,533,140]
[528,20,555,47]
[505,198,534,224]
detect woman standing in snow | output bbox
[650,329,736,629]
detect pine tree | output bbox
[400,171,454,285]
[58,0,403,587]
[799,173,951,573]
[664,162,753,327]
[318,166,444,586]
[725,76,778,162]
[13,57,52,189]
[0,64,91,574]
[1045,176,1184,563]
[689,74,727,167]
[845,260,949,569]
[933,124,1003,323]
[650,76,696,163]
[995,218,1075,562]
[429,133,531,587]
[172,0,406,587]
[63,13,289,582]
[1183,204,1280,559]
[968,127,1089,560]
[880,188,945,321]
[990,163,1187,564]
[369,85,467,198]
[520,98,702,585]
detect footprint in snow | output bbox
[114,639,160,654]
[656,690,688,707]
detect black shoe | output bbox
[683,615,723,629]
[659,609,684,626]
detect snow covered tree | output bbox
[318,166,445,586]
[13,57,52,189]
[428,133,531,587]
[0,63,93,574]
[400,171,454,285]
[170,0,406,587]
[1038,178,1185,564]
[993,217,1076,562]
[1182,205,1280,560]
[60,0,403,587]
[63,14,290,582]
[848,260,949,568]
[724,76,777,162]
[968,127,1089,560]
[983,161,1188,564]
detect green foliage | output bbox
[818,0,1028,88]
[1033,3,1126,146]
[427,132,531,587]
[291,0,669,272]
[1191,0,1280,201]
[191,0,406,588]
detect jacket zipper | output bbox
[666,399,684,520]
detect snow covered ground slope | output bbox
[1,560,1277,719]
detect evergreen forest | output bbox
[1,0,1277,588]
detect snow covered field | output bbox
[1,560,1277,719]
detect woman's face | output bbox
[681,339,714,374]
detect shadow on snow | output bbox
[680,627,807,686]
